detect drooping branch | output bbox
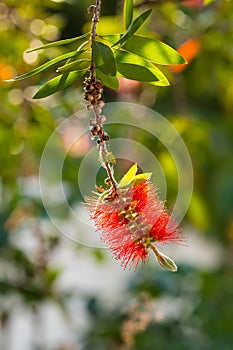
[85,1,118,197]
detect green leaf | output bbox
[7,51,85,82]
[115,50,169,85]
[96,69,119,90]
[33,70,87,99]
[100,34,122,44]
[124,0,133,29]
[133,173,152,182]
[118,163,138,188]
[92,41,116,76]
[26,32,90,52]
[57,58,91,73]
[204,0,215,5]
[117,63,169,86]
[44,268,61,284]
[113,9,152,47]
[103,34,187,65]
[122,35,187,65]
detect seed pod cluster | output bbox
[84,77,104,106]
[89,121,110,144]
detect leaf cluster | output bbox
[8,4,186,98]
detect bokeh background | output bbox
[0,0,233,349]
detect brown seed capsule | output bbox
[87,5,96,13]
[90,124,102,136]
[95,80,103,88]
[85,94,94,102]
[84,84,95,92]
[102,132,110,141]
[95,93,102,100]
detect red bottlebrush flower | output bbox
[86,176,182,271]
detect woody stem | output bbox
[92,0,101,40]
[90,0,101,81]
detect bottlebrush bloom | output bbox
[85,165,182,271]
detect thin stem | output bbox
[91,0,101,41]
[104,161,118,194]
[89,0,101,81]
[150,244,159,256]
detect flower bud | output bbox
[94,106,102,115]
[156,251,177,272]
[99,100,105,108]
[151,246,177,272]
[99,115,106,124]
[89,118,96,125]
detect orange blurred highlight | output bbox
[0,60,14,82]
[170,38,201,73]
[182,0,204,9]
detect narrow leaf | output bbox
[96,69,119,90]
[33,70,87,99]
[122,35,187,65]
[100,34,121,45]
[133,173,152,182]
[115,50,169,85]
[113,9,152,47]
[7,51,84,82]
[124,0,133,29]
[57,58,91,73]
[117,62,169,86]
[103,34,187,65]
[92,41,116,76]
[26,32,90,52]
[118,163,138,188]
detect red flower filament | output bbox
[86,180,182,270]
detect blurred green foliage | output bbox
[0,0,233,349]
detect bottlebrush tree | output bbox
[7,0,187,271]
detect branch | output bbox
[85,1,118,198]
